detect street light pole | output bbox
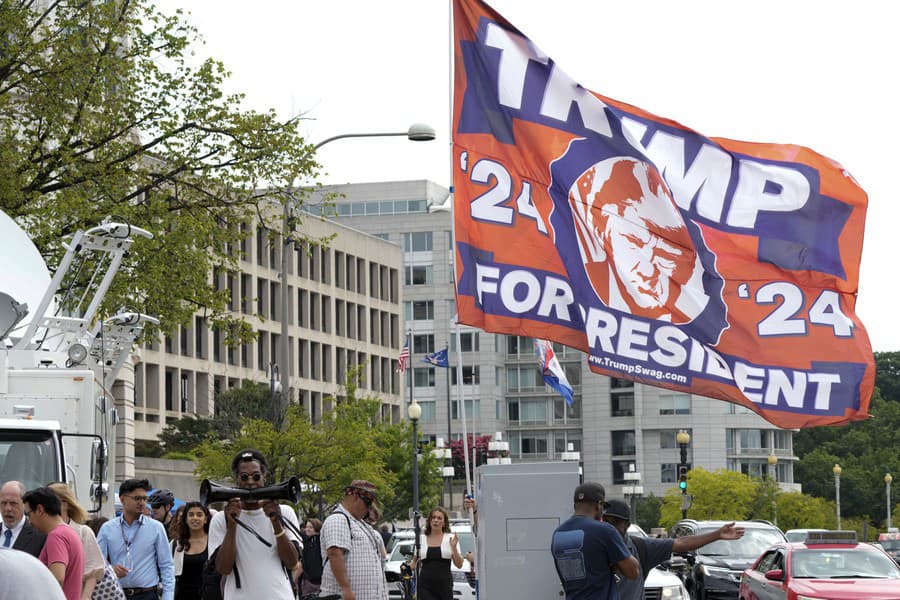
[833,463,842,529]
[886,473,893,530]
[768,454,778,527]
[676,430,691,519]
[408,400,422,594]
[278,124,435,422]
[266,362,281,425]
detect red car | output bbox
[739,531,900,600]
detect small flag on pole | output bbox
[535,339,574,406]
[422,348,450,368]
[397,341,410,373]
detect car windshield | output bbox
[389,542,413,562]
[792,549,900,579]
[697,528,784,558]
[879,539,900,551]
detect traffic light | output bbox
[678,465,689,491]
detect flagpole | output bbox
[445,345,453,511]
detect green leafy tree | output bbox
[0,1,326,342]
[211,381,275,441]
[634,494,662,532]
[158,415,216,455]
[875,351,900,402]
[193,368,441,521]
[775,492,835,530]
[659,468,757,528]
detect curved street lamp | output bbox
[278,124,436,417]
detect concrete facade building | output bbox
[132,208,406,443]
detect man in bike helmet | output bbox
[148,489,175,535]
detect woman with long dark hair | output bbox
[172,501,211,600]
[299,518,323,597]
[413,507,463,600]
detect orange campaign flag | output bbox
[451,0,874,428]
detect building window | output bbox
[406,300,434,321]
[659,394,691,415]
[413,334,435,355]
[610,377,634,389]
[612,460,633,484]
[405,265,433,285]
[418,400,436,423]
[506,336,534,357]
[452,399,481,420]
[661,463,678,483]
[451,332,480,352]
[507,365,541,392]
[413,367,435,387]
[403,232,433,252]
[739,429,766,451]
[520,432,548,457]
[451,366,480,385]
[611,393,634,417]
[612,431,635,456]
[660,430,680,449]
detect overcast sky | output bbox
[153,0,898,352]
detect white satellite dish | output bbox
[0,210,52,343]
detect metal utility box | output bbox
[475,461,580,599]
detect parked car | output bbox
[739,530,900,600]
[671,519,786,600]
[877,531,900,566]
[629,524,690,600]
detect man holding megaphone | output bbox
[208,449,301,600]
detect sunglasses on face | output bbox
[356,492,373,507]
[239,473,263,482]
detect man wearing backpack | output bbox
[208,449,301,600]
[318,480,387,600]
[600,499,744,600]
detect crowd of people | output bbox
[0,448,419,600]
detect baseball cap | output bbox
[573,482,606,504]
[602,499,631,521]
[346,480,378,504]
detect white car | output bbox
[385,525,476,600]
[629,524,690,600]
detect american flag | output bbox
[396,341,410,373]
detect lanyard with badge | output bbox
[120,516,143,571]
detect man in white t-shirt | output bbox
[0,546,66,600]
[208,449,301,600]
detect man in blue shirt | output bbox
[552,482,638,600]
[601,499,744,600]
[97,479,175,600]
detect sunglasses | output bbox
[354,491,373,507]
[239,473,263,482]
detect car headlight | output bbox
[451,571,469,583]
[661,584,687,599]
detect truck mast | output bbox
[1,217,157,517]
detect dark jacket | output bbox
[11,521,47,558]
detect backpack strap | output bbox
[629,535,651,582]
[322,509,353,568]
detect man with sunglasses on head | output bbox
[208,448,301,600]
[97,478,175,600]
[318,480,387,600]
